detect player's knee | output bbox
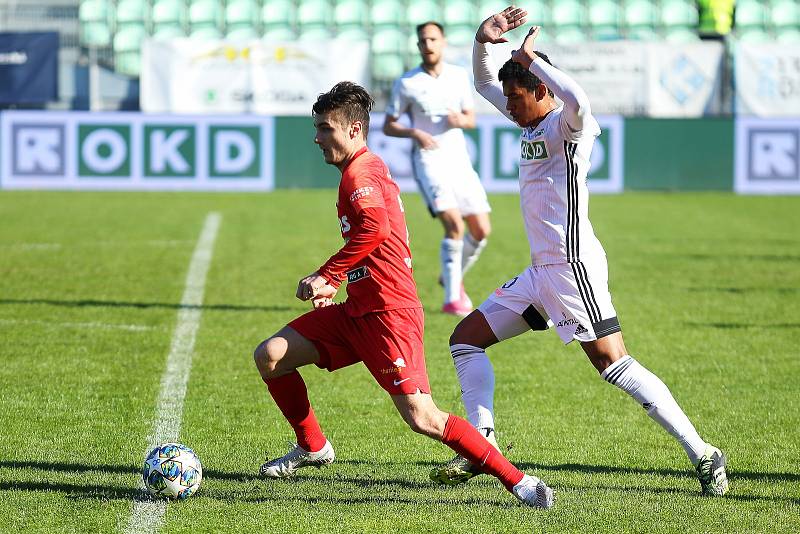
[405,411,442,438]
[471,225,491,241]
[253,337,286,377]
[449,319,477,347]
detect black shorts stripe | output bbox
[577,261,601,322]
[604,357,633,385]
[570,262,600,324]
[451,347,480,358]
[522,305,549,331]
[593,316,621,339]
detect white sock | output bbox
[602,355,707,465]
[441,238,463,304]
[461,234,487,277]
[451,343,495,430]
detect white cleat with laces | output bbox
[512,474,555,509]
[260,440,335,479]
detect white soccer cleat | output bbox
[260,440,335,479]
[512,474,555,509]
[696,444,729,496]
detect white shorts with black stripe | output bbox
[481,260,621,344]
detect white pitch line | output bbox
[0,318,156,332]
[125,212,222,534]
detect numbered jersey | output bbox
[319,147,421,317]
[519,106,606,266]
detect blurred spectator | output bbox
[698,0,735,39]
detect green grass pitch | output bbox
[0,190,798,533]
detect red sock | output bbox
[441,414,524,491]
[265,371,327,453]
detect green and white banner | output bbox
[734,43,800,117]
[141,39,370,115]
[0,111,274,190]
[368,113,624,194]
[447,40,724,117]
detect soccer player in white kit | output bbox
[429,6,730,498]
[384,22,492,317]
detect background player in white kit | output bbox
[430,6,730,498]
[384,22,492,317]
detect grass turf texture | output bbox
[0,190,798,533]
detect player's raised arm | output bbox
[473,6,527,121]
[511,26,592,133]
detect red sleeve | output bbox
[317,206,390,287]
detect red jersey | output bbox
[317,147,421,317]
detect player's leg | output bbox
[544,260,729,496]
[581,332,728,496]
[391,391,554,508]
[434,271,551,485]
[462,211,490,280]
[254,306,357,478]
[438,208,470,315]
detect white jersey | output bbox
[518,107,606,266]
[385,63,474,157]
[472,41,607,267]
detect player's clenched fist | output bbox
[296,272,330,301]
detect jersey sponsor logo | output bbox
[556,318,579,328]
[380,357,407,375]
[339,215,351,234]
[349,186,374,202]
[521,139,549,160]
[346,265,370,283]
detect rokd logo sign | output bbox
[0,112,273,190]
[735,118,800,194]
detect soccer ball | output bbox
[142,443,203,499]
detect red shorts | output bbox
[288,305,430,395]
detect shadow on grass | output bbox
[692,322,800,330]
[1,460,798,505]
[0,298,293,313]
[686,286,799,294]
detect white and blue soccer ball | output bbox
[142,443,203,500]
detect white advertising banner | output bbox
[368,113,624,194]
[141,39,370,115]
[735,43,800,117]
[735,117,800,194]
[447,41,723,117]
[0,111,275,190]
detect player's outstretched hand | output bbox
[510,26,540,70]
[476,5,528,44]
[296,272,329,301]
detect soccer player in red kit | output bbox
[253,81,554,508]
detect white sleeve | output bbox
[472,40,513,122]
[385,77,407,119]
[529,59,597,139]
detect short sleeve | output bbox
[385,78,408,119]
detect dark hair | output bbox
[498,52,555,97]
[312,81,374,136]
[416,21,445,36]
